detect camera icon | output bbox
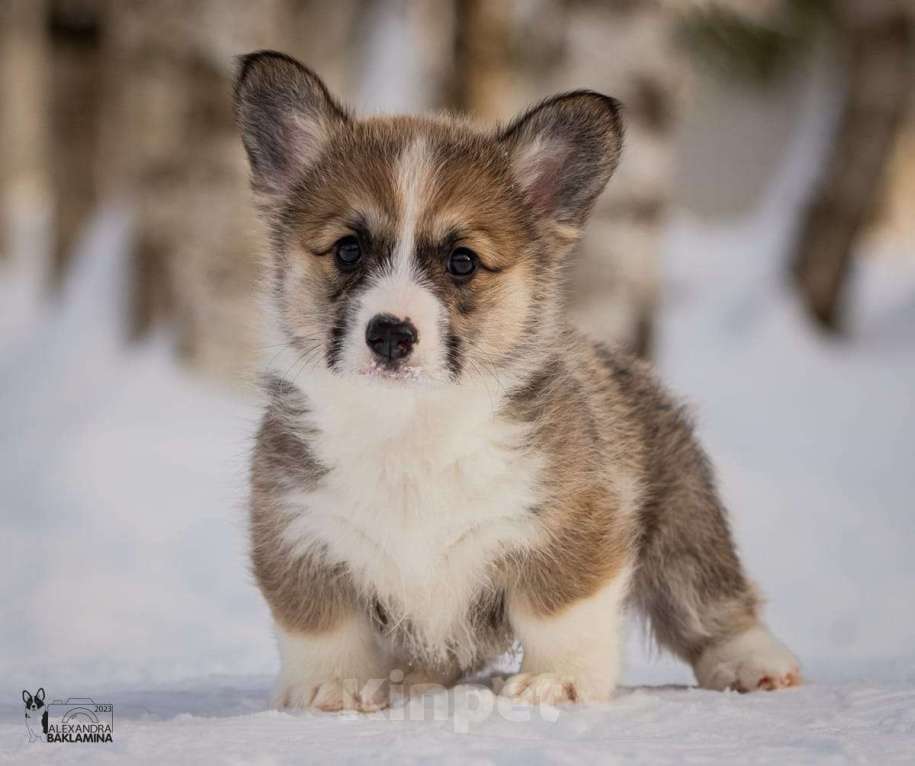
[47,698,114,730]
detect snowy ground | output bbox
[3,79,915,766]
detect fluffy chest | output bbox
[282,377,545,657]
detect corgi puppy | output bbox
[234,51,800,711]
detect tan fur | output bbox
[249,385,352,634]
[503,337,645,617]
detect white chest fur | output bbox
[279,371,545,664]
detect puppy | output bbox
[234,51,800,711]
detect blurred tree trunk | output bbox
[449,0,514,119]
[0,0,50,262]
[791,2,914,333]
[868,109,915,255]
[563,1,683,359]
[446,0,677,359]
[101,0,359,380]
[103,2,187,344]
[47,0,104,287]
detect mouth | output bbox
[358,359,425,383]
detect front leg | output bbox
[503,568,632,705]
[257,535,393,712]
[274,612,394,712]
[251,415,394,712]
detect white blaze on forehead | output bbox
[392,137,432,279]
[339,138,448,378]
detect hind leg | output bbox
[631,411,800,692]
[634,520,800,692]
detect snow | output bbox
[2,76,915,766]
[4,679,915,764]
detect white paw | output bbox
[501,672,579,705]
[694,625,801,693]
[273,677,390,712]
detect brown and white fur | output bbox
[235,51,800,711]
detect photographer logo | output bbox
[21,689,114,743]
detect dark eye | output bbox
[447,248,477,278]
[334,236,362,271]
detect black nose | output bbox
[365,314,417,362]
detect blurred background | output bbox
[1,0,914,693]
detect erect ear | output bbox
[35,688,45,703]
[499,91,623,230]
[22,690,32,705]
[234,50,349,197]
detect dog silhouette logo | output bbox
[22,689,48,743]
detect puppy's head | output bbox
[22,688,45,714]
[235,51,622,388]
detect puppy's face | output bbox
[22,688,45,714]
[235,52,622,387]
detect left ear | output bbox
[233,50,350,198]
[499,91,623,229]
[35,688,45,703]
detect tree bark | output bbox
[448,0,515,119]
[0,0,50,263]
[791,2,914,333]
[102,0,362,379]
[47,0,104,287]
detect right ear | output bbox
[22,690,32,705]
[233,50,349,197]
